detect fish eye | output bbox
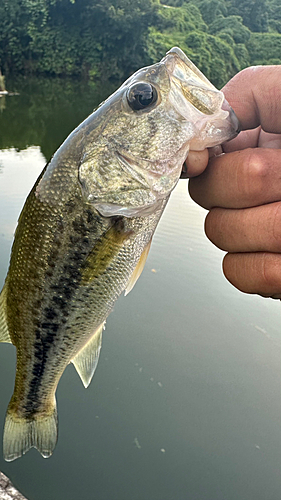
[126,82,158,111]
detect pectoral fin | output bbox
[0,285,12,343]
[124,240,152,296]
[72,322,104,388]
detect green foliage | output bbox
[194,0,228,26]
[144,3,206,66]
[81,0,159,81]
[226,0,269,32]
[0,0,158,80]
[0,0,281,89]
[209,15,251,43]
[146,3,244,87]
[234,43,250,67]
[187,32,241,87]
[246,32,281,65]
[267,0,281,32]
[156,3,207,33]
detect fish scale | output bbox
[0,47,239,461]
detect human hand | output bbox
[188,66,281,299]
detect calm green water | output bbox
[0,78,281,500]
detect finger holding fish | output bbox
[205,202,281,254]
[189,65,281,299]
[181,149,209,178]
[223,252,281,299]
[189,148,281,210]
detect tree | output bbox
[194,0,228,26]
[247,32,281,65]
[145,2,207,63]
[209,15,251,43]
[226,0,269,32]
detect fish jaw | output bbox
[163,47,240,150]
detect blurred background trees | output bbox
[0,0,280,87]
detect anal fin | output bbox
[72,322,104,388]
[0,285,12,343]
[124,240,152,296]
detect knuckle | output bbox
[243,149,270,201]
[246,149,268,181]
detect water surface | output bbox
[0,78,281,500]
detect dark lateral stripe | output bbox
[23,208,107,413]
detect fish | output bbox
[0,47,239,461]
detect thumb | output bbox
[221,65,281,134]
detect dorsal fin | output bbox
[124,240,152,296]
[0,285,12,343]
[71,322,104,388]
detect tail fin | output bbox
[3,406,58,462]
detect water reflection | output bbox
[0,95,6,113]
[0,147,45,238]
[1,76,116,160]
[0,79,280,499]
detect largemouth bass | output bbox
[0,47,239,461]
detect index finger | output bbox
[188,148,281,210]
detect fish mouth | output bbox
[162,47,240,146]
[163,47,224,115]
[221,102,240,138]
